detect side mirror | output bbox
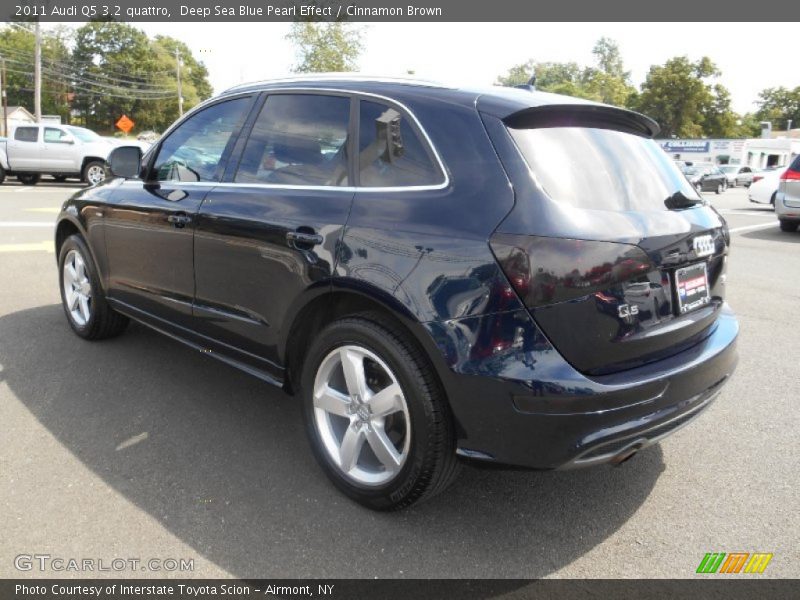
[108,145,142,179]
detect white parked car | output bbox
[719,165,755,187]
[748,168,784,207]
[0,124,134,186]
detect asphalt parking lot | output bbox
[1,181,797,579]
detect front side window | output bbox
[14,127,38,142]
[44,128,71,143]
[358,100,442,187]
[235,94,351,186]
[153,97,250,183]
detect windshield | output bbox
[509,126,702,211]
[66,126,102,143]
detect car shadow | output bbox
[742,226,800,243]
[0,305,665,579]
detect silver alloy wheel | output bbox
[86,164,105,186]
[62,249,92,326]
[312,345,411,486]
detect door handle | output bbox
[286,230,323,247]
[167,213,192,228]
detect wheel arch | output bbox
[280,282,453,404]
[54,216,107,292]
[81,156,107,173]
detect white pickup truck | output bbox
[0,123,120,186]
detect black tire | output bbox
[53,175,68,182]
[779,220,798,232]
[17,173,40,185]
[716,182,724,195]
[58,234,129,340]
[770,192,776,207]
[300,314,460,510]
[82,160,106,186]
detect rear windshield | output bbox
[508,126,702,211]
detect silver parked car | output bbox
[776,156,800,232]
[719,165,755,187]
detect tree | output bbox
[631,56,739,138]
[286,23,363,73]
[584,37,636,106]
[71,22,212,133]
[495,38,634,107]
[496,59,596,100]
[0,24,72,122]
[755,86,800,131]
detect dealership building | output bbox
[660,133,800,169]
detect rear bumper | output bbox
[424,304,738,469]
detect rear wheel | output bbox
[82,161,106,186]
[58,234,128,339]
[716,182,724,194]
[779,220,798,232]
[770,192,776,207]
[301,315,460,510]
[17,173,40,185]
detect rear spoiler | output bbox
[502,104,660,138]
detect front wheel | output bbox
[301,315,460,510]
[58,234,128,339]
[779,220,798,232]
[82,161,106,186]
[17,173,40,185]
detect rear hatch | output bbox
[483,102,730,375]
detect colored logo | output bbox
[696,552,773,574]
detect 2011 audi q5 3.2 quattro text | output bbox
[55,76,738,510]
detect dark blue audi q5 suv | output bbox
[55,75,738,510]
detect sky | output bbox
[54,22,800,115]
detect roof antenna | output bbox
[514,72,536,92]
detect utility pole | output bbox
[0,56,4,136]
[34,21,42,122]
[2,58,7,138]
[175,48,183,117]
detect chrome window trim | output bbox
[154,87,450,193]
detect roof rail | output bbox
[222,73,449,94]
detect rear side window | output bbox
[14,127,38,142]
[508,126,701,211]
[358,100,442,188]
[235,94,351,186]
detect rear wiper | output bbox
[664,191,700,210]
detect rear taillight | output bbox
[780,168,800,181]
[490,234,654,308]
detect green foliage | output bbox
[0,23,212,134]
[755,87,800,131]
[286,23,364,73]
[629,56,744,138]
[0,25,72,121]
[495,38,635,107]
